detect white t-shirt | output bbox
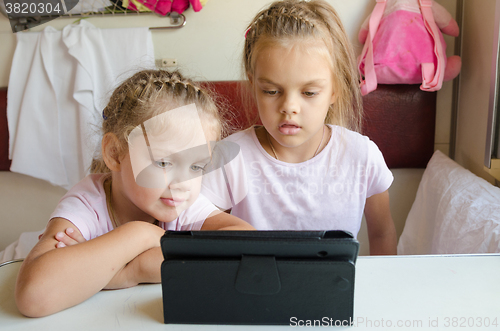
[201,125,393,237]
[50,174,217,240]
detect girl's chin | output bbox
[154,213,180,224]
[155,199,195,220]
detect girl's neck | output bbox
[256,125,330,163]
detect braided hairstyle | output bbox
[91,69,223,173]
[243,0,363,133]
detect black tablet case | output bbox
[160,230,359,325]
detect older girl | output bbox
[202,0,397,254]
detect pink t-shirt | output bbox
[201,125,393,237]
[50,174,218,240]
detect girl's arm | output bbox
[52,227,162,290]
[53,212,255,292]
[105,211,255,286]
[201,210,256,230]
[364,190,397,255]
[15,217,165,317]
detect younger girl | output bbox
[201,0,397,254]
[15,69,254,317]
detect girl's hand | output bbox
[202,210,256,230]
[54,228,87,248]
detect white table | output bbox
[1,255,499,330]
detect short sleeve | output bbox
[366,140,393,198]
[50,195,99,240]
[49,174,111,241]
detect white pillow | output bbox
[398,150,500,254]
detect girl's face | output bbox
[117,106,217,224]
[250,41,335,155]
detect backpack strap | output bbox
[419,0,446,91]
[358,0,387,96]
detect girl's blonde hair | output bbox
[243,0,363,132]
[91,69,223,173]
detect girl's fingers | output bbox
[65,227,86,243]
[55,232,78,247]
[54,228,86,249]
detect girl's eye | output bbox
[304,91,318,97]
[155,160,172,169]
[190,164,205,172]
[263,90,279,96]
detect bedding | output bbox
[398,150,500,254]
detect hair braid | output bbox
[91,69,224,174]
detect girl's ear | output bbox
[102,133,122,172]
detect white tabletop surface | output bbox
[1,254,499,330]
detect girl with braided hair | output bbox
[15,69,254,317]
[202,0,397,254]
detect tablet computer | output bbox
[161,230,359,325]
[161,230,358,261]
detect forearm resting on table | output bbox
[105,246,164,289]
[107,214,255,288]
[15,220,163,317]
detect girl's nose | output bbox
[168,178,191,192]
[165,169,193,192]
[280,93,300,116]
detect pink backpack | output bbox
[357,0,461,95]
